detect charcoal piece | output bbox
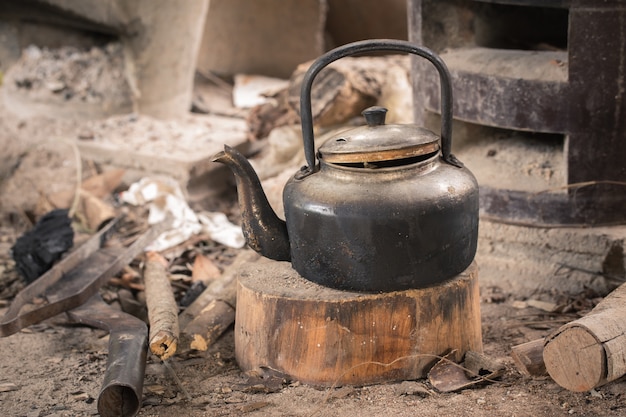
[11,209,74,283]
[178,281,207,307]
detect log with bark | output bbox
[543,282,626,391]
[144,251,179,361]
[178,250,260,351]
[511,338,547,377]
[247,55,411,140]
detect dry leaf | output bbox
[45,189,74,210]
[146,251,169,268]
[428,351,472,392]
[191,254,221,283]
[81,169,125,198]
[79,190,115,231]
[428,350,503,393]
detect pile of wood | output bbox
[142,249,259,361]
[246,55,413,140]
[512,282,626,392]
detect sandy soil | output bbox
[1,114,625,417]
[0,44,625,417]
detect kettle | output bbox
[212,39,478,292]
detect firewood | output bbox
[144,251,179,360]
[182,300,235,351]
[511,339,547,377]
[247,55,410,140]
[178,250,259,351]
[543,282,626,391]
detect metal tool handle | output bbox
[98,326,148,417]
[299,39,459,177]
[68,296,148,417]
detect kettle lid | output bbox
[318,106,440,164]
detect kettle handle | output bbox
[299,39,461,177]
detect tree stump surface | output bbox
[235,259,482,387]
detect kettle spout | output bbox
[212,145,291,261]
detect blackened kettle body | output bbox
[213,39,478,292]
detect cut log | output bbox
[511,338,547,377]
[235,259,482,387]
[178,250,259,351]
[543,282,626,391]
[144,252,179,361]
[247,55,411,140]
[182,300,235,351]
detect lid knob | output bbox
[362,106,388,127]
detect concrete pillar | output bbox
[197,0,326,79]
[120,0,210,118]
[1,0,209,119]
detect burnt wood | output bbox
[411,0,626,226]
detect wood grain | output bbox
[235,259,482,386]
[544,282,626,391]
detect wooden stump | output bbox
[235,259,482,387]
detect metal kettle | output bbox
[212,39,479,292]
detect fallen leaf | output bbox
[526,299,558,312]
[72,392,92,402]
[428,350,503,393]
[332,386,357,399]
[145,384,166,395]
[394,381,432,397]
[428,351,472,393]
[464,350,505,380]
[236,367,289,394]
[79,190,116,231]
[81,169,125,198]
[191,254,221,283]
[45,189,74,210]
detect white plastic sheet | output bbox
[120,177,245,251]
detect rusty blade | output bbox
[0,217,168,337]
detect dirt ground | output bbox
[0,50,625,417]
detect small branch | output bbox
[178,250,259,352]
[57,138,83,219]
[534,180,626,195]
[511,339,547,377]
[144,251,179,360]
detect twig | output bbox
[533,180,626,195]
[58,138,83,219]
[162,360,192,402]
[555,262,625,284]
[195,68,233,93]
[178,250,259,352]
